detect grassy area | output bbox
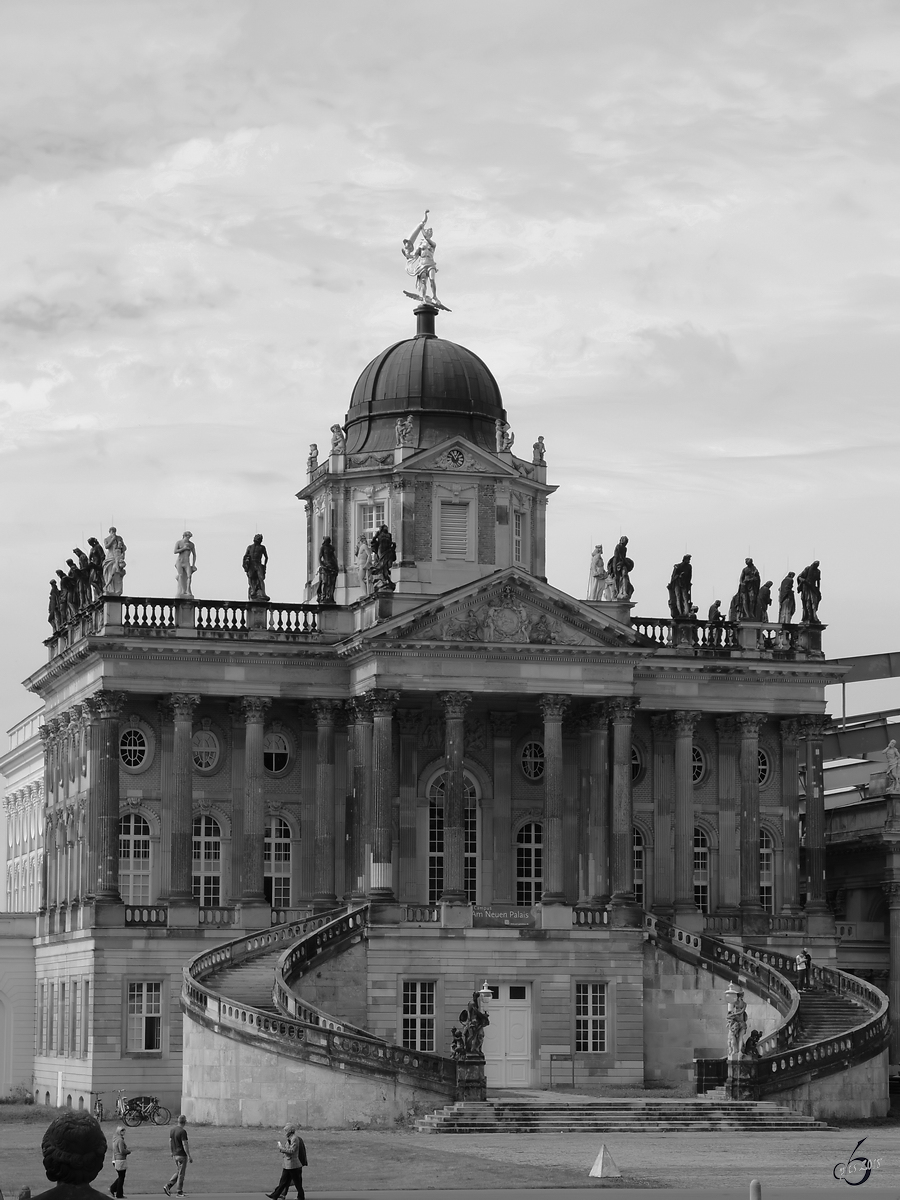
[0,1104,66,1125]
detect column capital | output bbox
[490,711,517,739]
[882,880,900,906]
[439,691,472,719]
[312,699,343,725]
[169,693,201,721]
[347,695,375,723]
[651,713,674,738]
[241,696,272,724]
[671,710,701,737]
[587,701,611,727]
[736,712,767,738]
[85,691,127,721]
[367,689,400,717]
[609,697,639,723]
[538,694,570,721]
[801,714,831,740]
[38,722,54,746]
[715,715,740,741]
[780,718,804,748]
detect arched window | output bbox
[691,745,707,785]
[633,827,645,909]
[631,744,644,783]
[118,814,152,905]
[758,748,772,787]
[263,731,291,774]
[759,828,774,913]
[693,827,709,914]
[264,817,292,908]
[516,822,543,906]
[192,815,222,907]
[427,771,478,903]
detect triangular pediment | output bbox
[357,569,640,650]
[399,436,522,478]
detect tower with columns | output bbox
[2,300,846,1109]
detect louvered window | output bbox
[439,502,469,558]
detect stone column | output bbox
[609,698,639,914]
[490,713,516,903]
[348,697,373,900]
[397,710,420,902]
[738,713,766,920]
[38,723,53,915]
[716,718,740,913]
[803,715,830,916]
[673,711,701,920]
[538,695,570,904]
[369,690,399,901]
[91,692,126,903]
[588,703,611,906]
[882,881,900,1064]
[312,700,341,911]
[168,693,200,902]
[780,719,803,914]
[439,692,472,904]
[241,697,272,905]
[650,715,674,915]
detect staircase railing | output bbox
[644,916,889,1098]
[182,903,458,1098]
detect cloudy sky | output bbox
[1,0,899,740]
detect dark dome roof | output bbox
[344,306,505,455]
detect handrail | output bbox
[182,904,458,1096]
[274,906,372,1035]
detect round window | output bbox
[692,745,707,785]
[119,728,147,769]
[264,731,291,774]
[521,741,545,780]
[192,729,220,772]
[758,748,771,787]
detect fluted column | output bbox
[311,700,341,910]
[241,697,272,902]
[369,690,399,900]
[882,881,900,1062]
[673,711,701,917]
[588,703,611,906]
[780,719,802,914]
[650,715,674,914]
[439,692,472,904]
[490,713,516,903]
[716,718,740,912]
[397,710,420,902]
[90,692,126,902]
[38,724,52,915]
[348,697,373,900]
[538,695,570,904]
[803,715,830,913]
[738,713,766,915]
[167,693,200,901]
[610,698,639,908]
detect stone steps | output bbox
[415,1097,829,1133]
[203,947,285,1013]
[792,992,869,1047]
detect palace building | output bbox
[0,300,889,1124]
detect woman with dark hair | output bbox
[31,1111,110,1200]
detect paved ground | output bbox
[2,1118,900,1197]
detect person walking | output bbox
[795,947,812,991]
[163,1115,192,1196]
[266,1124,307,1200]
[109,1125,130,1197]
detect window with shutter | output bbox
[439,502,469,558]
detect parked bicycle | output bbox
[122,1095,171,1126]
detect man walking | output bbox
[266,1124,307,1200]
[163,1115,192,1196]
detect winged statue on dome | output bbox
[401,209,451,311]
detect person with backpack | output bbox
[266,1124,307,1200]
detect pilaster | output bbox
[368,690,399,901]
[780,719,803,915]
[673,710,701,924]
[312,700,341,911]
[439,692,472,904]
[609,698,640,924]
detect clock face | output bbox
[447,448,465,466]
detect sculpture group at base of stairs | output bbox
[415,1096,830,1134]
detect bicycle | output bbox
[93,1093,105,1122]
[123,1095,171,1126]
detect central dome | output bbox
[344,306,506,455]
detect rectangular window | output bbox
[759,853,774,914]
[575,982,607,1053]
[359,502,385,540]
[439,502,468,558]
[60,982,68,1056]
[127,982,162,1053]
[81,981,90,1058]
[402,981,435,1052]
[48,983,57,1055]
[513,511,523,563]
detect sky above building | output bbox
[1,0,899,740]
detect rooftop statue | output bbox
[532,435,545,465]
[756,580,773,622]
[370,524,397,594]
[608,536,634,602]
[102,528,126,596]
[586,544,607,602]
[495,419,514,454]
[86,538,105,600]
[395,415,414,448]
[401,209,450,311]
[885,740,900,793]
[55,570,76,623]
[667,554,692,618]
[242,533,270,602]
[778,572,796,624]
[72,549,92,608]
[737,557,760,621]
[330,424,346,454]
[797,560,822,624]
[48,579,63,631]
[174,532,197,599]
[317,537,338,605]
[30,1110,109,1200]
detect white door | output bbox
[482,983,532,1088]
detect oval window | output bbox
[192,729,220,772]
[263,731,291,774]
[521,741,545,780]
[119,728,147,769]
